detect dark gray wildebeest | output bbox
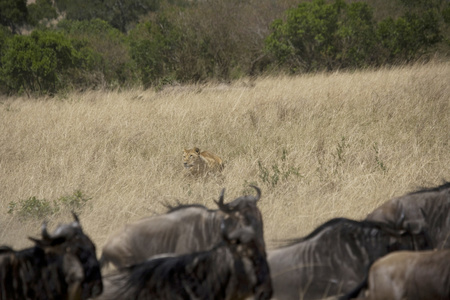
[366,181,450,249]
[341,249,450,300]
[0,213,103,300]
[268,217,432,300]
[93,188,273,300]
[100,186,271,296]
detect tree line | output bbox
[0,0,449,96]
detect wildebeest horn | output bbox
[249,185,261,202]
[215,188,232,212]
[72,211,80,224]
[41,221,51,240]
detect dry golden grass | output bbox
[0,62,449,253]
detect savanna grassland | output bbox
[0,62,449,253]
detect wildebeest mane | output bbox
[0,245,14,254]
[0,246,68,299]
[114,242,228,298]
[161,200,212,213]
[409,180,450,195]
[279,217,403,247]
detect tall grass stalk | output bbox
[0,62,449,251]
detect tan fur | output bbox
[183,147,224,176]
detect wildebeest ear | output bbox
[29,236,67,247]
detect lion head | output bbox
[183,147,202,170]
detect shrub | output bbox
[8,190,91,220]
[336,2,379,68]
[128,16,181,88]
[0,30,80,95]
[27,0,58,27]
[266,0,442,71]
[257,149,302,188]
[0,0,28,34]
[8,196,54,220]
[57,19,136,88]
[54,0,162,32]
[377,10,442,63]
[265,0,343,72]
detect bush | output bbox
[265,0,343,72]
[336,2,379,68]
[0,30,80,95]
[8,196,53,220]
[27,0,58,27]
[0,25,12,93]
[0,0,28,34]
[377,11,442,63]
[265,0,443,72]
[257,149,302,188]
[54,0,162,32]
[57,19,136,88]
[8,190,91,220]
[128,16,181,88]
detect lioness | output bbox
[183,147,224,176]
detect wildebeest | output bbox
[366,181,450,249]
[0,213,103,300]
[341,249,450,300]
[94,188,273,300]
[268,217,432,300]
[100,186,268,269]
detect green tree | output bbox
[128,16,180,87]
[57,19,135,87]
[0,0,28,33]
[27,0,58,26]
[54,0,161,32]
[336,2,378,67]
[1,30,80,95]
[377,11,441,62]
[265,0,381,72]
[266,0,343,72]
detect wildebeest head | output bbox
[215,186,272,300]
[366,181,450,249]
[31,213,103,299]
[215,186,265,251]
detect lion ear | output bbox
[194,147,200,154]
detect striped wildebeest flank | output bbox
[100,186,268,271]
[267,218,433,300]
[341,249,450,300]
[0,213,103,300]
[93,188,273,300]
[366,181,450,249]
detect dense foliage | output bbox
[265,0,443,71]
[0,0,448,96]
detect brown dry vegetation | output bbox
[0,62,449,254]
